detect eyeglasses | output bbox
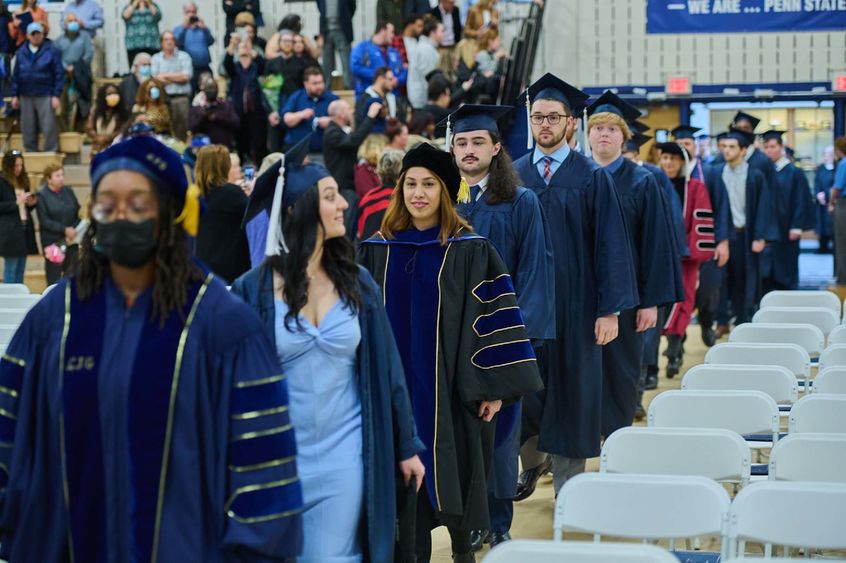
[92,196,156,224]
[530,113,568,125]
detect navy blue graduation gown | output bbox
[641,161,689,258]
[0,274,303,562]
[456,186,555,499]
[601,158,682,436]
[513,150,638,459]
[359,228,543,530]
[231,264,425,563]
[762,162,814,289]
[713,166,780,309]
[814,164,835,239]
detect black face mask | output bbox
[95,219,157,268]
[203,87,218,100]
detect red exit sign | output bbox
[835,73,846,93]
[666,76,691,95]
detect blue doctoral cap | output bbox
[438,104,513,139]
[761,129,786,143]
[624,132,652,153]
[670,125,701,140]
[244,135,332,255]
[585,90,642,123]
[732,111,761,131]
[90,135,187,209]
[190,135,211,149]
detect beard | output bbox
[536,128,567,149]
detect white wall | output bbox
[536,0,846,89]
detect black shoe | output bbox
[514,455,552,502]
[701,326,716,347]
[453,551,476,562]
[634,403,646,421]
[644,371,658,390]
[469,530,489,552]
[666,357,681,378]
[488,531,512,549]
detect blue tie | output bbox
[470,184,481,203]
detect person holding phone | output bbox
[173,2,215,93]
[121,0,161,68]
[0,152,38,284]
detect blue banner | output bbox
[646,0,846,33]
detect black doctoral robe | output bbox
[359,227,543,530]
[513,150,638,459]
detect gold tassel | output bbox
[457,177,471,204]
[174,184,201,236]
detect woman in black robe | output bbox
[359,143,542,563]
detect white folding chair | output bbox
[0,309,29,326]
[753,306,840,336]
[730,323,825,358]
[682,364,798,408]
[768,433,846,483]
[828,323,846,345]
[0,295,40,310]
[601,426,751,487]
[0,284,29,295]
[705,343,810,388]
[484,540,681,563]
[554,473,730,558]
[723,559,846,563]
[788,394,846,433]
[0,325,19,347]
[819,343,846,371]
[727,481,846,558]
[760,290,841,316]
[813,366,846,394]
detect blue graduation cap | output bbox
[732,111,761,131]
[516,73,590,149]
[401,142,467,203]
[655,141,687,158]
[438,104,513,146]
[585,90,642,123]
[670,125,701,140]
[629,120,650,134]
[761,129,786,143]
[243,135,332,255]
[718,128,755,148]
[624,132,652,153]
[785,146,795,159]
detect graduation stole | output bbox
[59,275,211,563]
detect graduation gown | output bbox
[513,150,638,459]
[456,185,555,499]
[601,158,682,436]
[814,164,835,240]
[762,161,814,289]
[359,227,543,530]
[0,274,303,562]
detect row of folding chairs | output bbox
[0,283,30,295]
[0,292,44,346]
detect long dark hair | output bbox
[93,84,130,128]
[0,152,29,192]
[266,185,361,330]
[451,131,519,205]
[75,187,205,325]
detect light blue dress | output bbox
[274,298,364,563]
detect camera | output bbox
[189,15,199,24]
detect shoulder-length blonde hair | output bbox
[357,133,388,166]
[380,169,471,245]
[195,145,232,196]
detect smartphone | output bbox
[243,165,255,182]
[236,26,249,42]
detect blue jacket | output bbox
[231,264,424,563]
[350,39,407,95]
[281,87,338,152]
[12,39,64,98]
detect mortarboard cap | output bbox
[401,142,468,203]
[761,129,786,143]
[624,133,652,153]
[719,128,755,148]
[438,104,513,145]
[670,125,701,140]
[629,120,650,134]
[785,146,795,158]
[244,135,332,255]
[732,111,761,131]
[655,142,687,158]
[585,90,641,123]
[516,73,589,150]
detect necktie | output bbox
[470,184,481,203]
[542,157,554,184]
